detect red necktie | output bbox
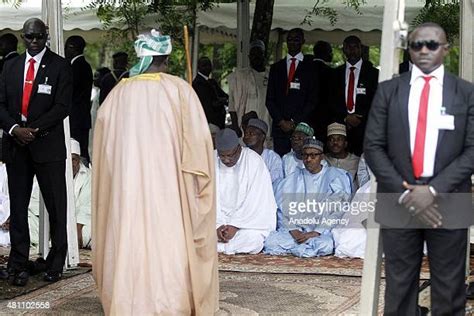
[412,76,432,179]
[22,58,36,118]
[346,66,356,111]
[287,57,296,94]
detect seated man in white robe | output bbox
[29,139,92,249]
[264,137,352,258]
[243,118,283,184]
[216,128,277,255]
[325,123,360,189]
[282,122,314,177]
[0,163,10,246]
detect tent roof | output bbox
[0,0,425,45]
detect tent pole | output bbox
[41,0,79,269]
[360,0,407,314]
[192,26,200,80]
[237,0,250,69]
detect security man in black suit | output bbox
[0,18,72,286]
[99,51,129,105]
[65,35,93,164]
[330,35,379,156]
[365,23,474,315]
[0,33,19,74]
[266,28,316,156]
[192,57,228,129]
[310,40,334,143]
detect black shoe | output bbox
[27,258,47,275]
[0,267,15,280]
[467,282,474,300]
[43,271,62,283]
[10,271,29,287]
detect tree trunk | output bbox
[250,0,275,57]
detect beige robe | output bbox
[92,73,218,315]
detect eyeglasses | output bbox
[24,33,47,41]
[302,152,323,159]
[409,40,447,52]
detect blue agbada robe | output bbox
[264,164,352,257]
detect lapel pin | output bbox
[41,65,45,68]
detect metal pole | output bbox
[460,0,474,282]
[460,0,474,82]
[360,0,407,314]
[237,0,250,69]
[41,0,79,268]
[192,26,200,80]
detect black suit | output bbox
[99,69,129,105]
[266,56,316,156]
[69,55,92,163]
[0,51,19,74]
[192,74,228,129]
[364,71,474,315]
[310,59,333,143]
[331,60,378,155]
[0,49,72,274]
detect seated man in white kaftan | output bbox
[282,122,314,177]
[264,137,352,257]
[29,139,92,248]
[243,118,283,184]
[216,128,277,255]
[0,163,10,246]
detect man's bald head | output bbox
[23,18,46,34]
[197,57,212,76]
[21,18,48,56]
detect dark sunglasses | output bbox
[409,40,447,52]
[23,33,47,41]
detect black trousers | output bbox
[381,228,467,316]
[6,146,67,273]
[71,128,90,164]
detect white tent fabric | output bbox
[0,0,424,44]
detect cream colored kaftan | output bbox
[92,73,218,315]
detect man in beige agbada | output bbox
[92,29,218,315]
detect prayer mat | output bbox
[218,253,435,279]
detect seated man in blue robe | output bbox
[264,137,352,257]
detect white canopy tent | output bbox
[1,0,426,45]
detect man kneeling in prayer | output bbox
[216,128,277,255]
[264,137,352,257]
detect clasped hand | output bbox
[290,229,320,244]
[217,225,239,243]
[12,126,39,146]
[401,181,442,228]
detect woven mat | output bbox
[218,253,433,279]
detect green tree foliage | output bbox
[412,0,459,43]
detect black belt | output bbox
[415,177,432,185]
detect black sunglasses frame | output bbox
[23,33,47,41]
[409,40,447,52]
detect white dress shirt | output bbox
[286,52,304,74]
[70,53,84,65]
[408,64,444,177]
[9,47,47,133]
[197,71,209,80]
[345,59,363,113]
